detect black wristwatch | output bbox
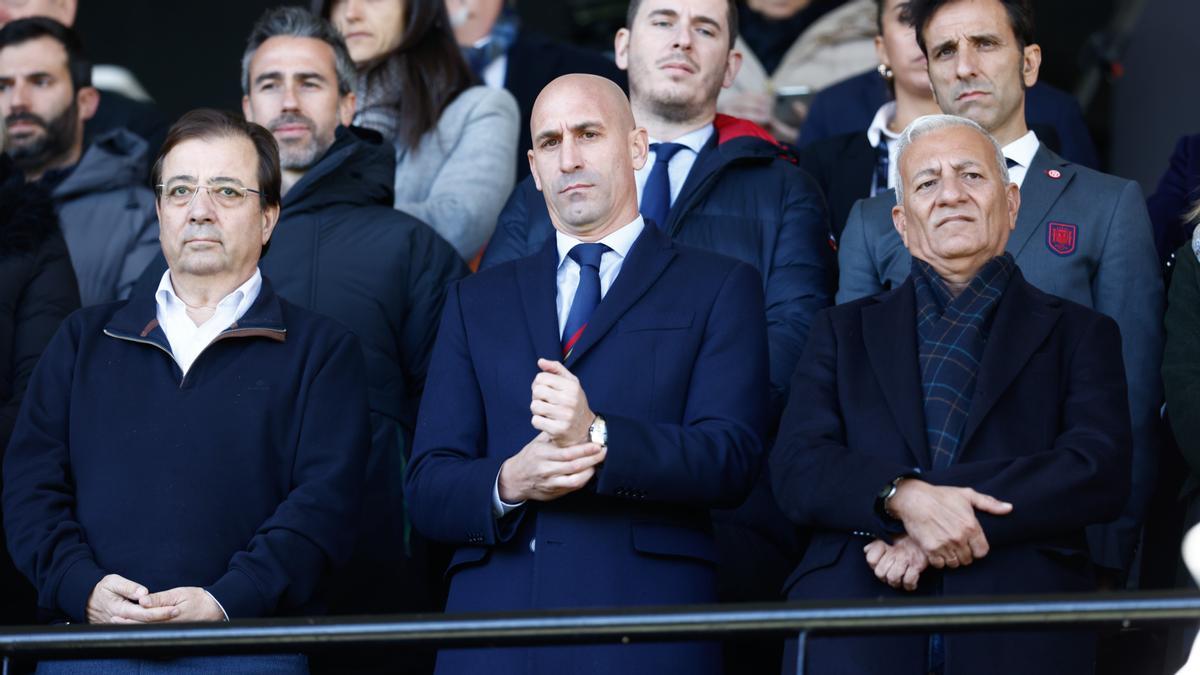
[874,474,913,521]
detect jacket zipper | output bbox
[103,327,285,389]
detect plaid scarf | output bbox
[912,253,1015,469]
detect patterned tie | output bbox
[561,243,610,359]
[640,142,686,230]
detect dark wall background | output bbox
[1111,0,1200,193]
[76,0,1181,189]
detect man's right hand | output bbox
[885,479,1013,568]
[86,574,179,624]
[498,431,605,503]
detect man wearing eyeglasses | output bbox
[0,17,159,305]
[3,108,370,674]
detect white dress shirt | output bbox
[866,102,903,195]
[1002,129,1039,188]
[492,216,646,520]
[553,216,645,335]
[154,269,262,376]
[635,124,715,208]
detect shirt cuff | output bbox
[203,589,230,621]
[492,470,525,518]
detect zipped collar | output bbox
[104,274,288,351]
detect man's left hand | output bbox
[139,587,226,622]
[531,359,595,447]
[864,535,928,591]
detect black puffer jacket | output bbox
[0,157,80,454]
[0,155,79,625]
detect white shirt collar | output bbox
[156,268,263,326]
[648,123,714,154]
[555,216,645,268]
[866,102,902,148]
[1002,129,1039,170]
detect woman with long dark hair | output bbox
[314,0,519,261]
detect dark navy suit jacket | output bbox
[771,270,1132,675]
[406,223,769,675]
[1147,133,1200,264]
[799,69,1101,170]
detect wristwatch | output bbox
[875,475,909,521]
[588,414,608,448]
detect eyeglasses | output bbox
[156,183,262,208]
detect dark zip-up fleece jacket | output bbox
[2,278,370,623]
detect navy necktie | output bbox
[872,138,890,196]
[561,243,609,359]
[641,142,686,230]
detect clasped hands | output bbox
[862,480,1013,591]
[86,573,225,624]
[498,359,604,503]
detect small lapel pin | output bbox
[1046,169,1062,179]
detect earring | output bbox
[877,63,894,80]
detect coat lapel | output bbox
[563,224,675,368]
[862,281,931,468]
[957,271,1061,453]
[1008,145,1074,257]
[515,235,564,362]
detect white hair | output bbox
[892,114,1009,204]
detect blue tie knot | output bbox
[568,242,609,270]
[650,142,686,165]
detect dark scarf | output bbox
[912,253,1015,469]
[461,8,520,79]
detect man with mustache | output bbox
[137,7,468,647]
[480,5,833,667]
[406,73,768,675]
[835,0,1162,584]
[773,113,1132,675]
[0,17,158,305]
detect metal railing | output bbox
[2,591,1199,674]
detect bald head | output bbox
[530,74,636,141]
[527,74,649,242]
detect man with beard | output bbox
[138,12,466,665]
[0,0,169,156]
[0,17,158,305]
[836,0,1162,585]
[479,2,833,670]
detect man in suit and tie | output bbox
[405,73,768,675]
[836,0,1161,582]
[480,9,832,667]
[773,113,1132,675]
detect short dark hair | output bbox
[909,0,1034,55]
[242,6,356,97]
[625,0,739,49]
[151,109,282,212]
[0,17,91,91]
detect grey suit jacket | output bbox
[836,144,1164,574]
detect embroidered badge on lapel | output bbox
[1047,222,1077,256]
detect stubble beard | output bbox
[5,99,79,175]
